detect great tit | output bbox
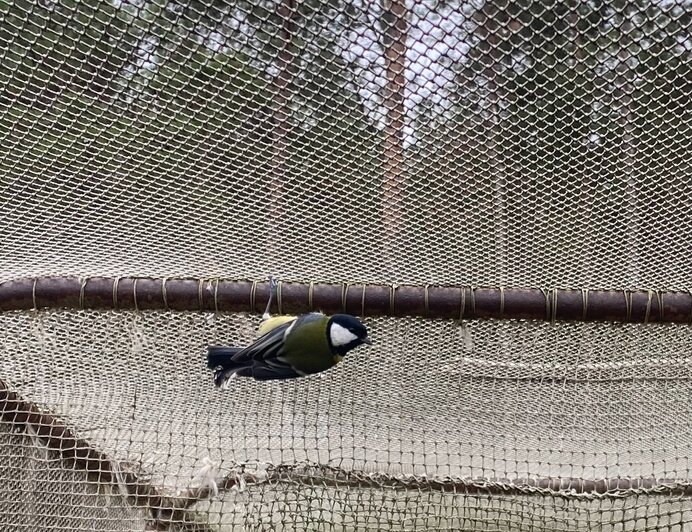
[207,280,372,387]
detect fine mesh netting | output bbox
[1,0,692,529]
[0,0,690,288]
[3,310,692,530]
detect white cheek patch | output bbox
[330,323,359,347]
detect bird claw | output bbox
[220,373,238,390]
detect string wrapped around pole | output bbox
[0,276,690,324]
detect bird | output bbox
[207,278,372,387]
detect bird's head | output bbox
[327,314,372,356]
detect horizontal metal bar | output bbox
[0,276,690,324]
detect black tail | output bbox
[206,346,243,370]
[207,346,252,388]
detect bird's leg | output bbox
[262,275,278,321]
[220,372,239,390]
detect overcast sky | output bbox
[340,0,475,145]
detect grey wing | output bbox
[230,321,293,364]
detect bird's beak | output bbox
[362,337,372,345]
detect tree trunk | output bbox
[269,0,298,263]
[380,0,408,277]
[615,22,639,289]
[619,82,639,288]
[472,2,510,285]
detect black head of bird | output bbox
[327,314,372,356]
